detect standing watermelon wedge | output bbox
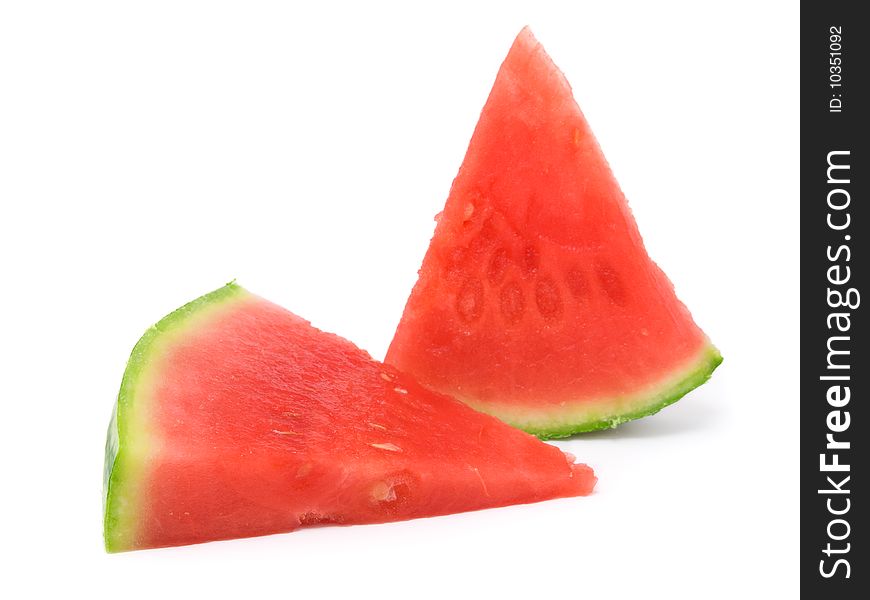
[385,28,721,438]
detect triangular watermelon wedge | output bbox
[103,283,595,551]
[385,28,721,438]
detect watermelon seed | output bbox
[565,267,589,301]
[444,246,469,281]
[463,202,475,222]
[573,127,583,147]
[499,280,525,324]
[471,467,490,497]
[368,422,387,431]
[456,278,484,323]
[487,247,511,284]
[379,372,394,382]
[370,442,402,452]
[523,245,540,274]
[393,386,408,394]
[371,481,398,503]
[272,429,298,436]
[477,215,499,243]
[535,276,563,320]
[596,263,627,305]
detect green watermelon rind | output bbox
[103,282,248,552]
[466,344,723,440]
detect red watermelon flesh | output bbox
[385,28,721,438]
[103,283,595,552]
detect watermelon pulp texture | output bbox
[385,28,721,438]
[103,284,595,552]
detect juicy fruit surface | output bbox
[104,284,594,552]
[386,28,720,437]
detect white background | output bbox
[1,1,798,598]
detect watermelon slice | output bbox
[385,28,721,438]
[103,283,595,552]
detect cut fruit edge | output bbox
[104,282,251,552]
[457,343,723,439]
